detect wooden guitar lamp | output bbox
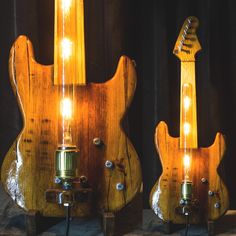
[150,17,229,226]
[1,0,142,219]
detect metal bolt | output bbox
[208,190,214,197]
[179,199,185,205]
[214,202,221,209]
[54,177,61,184]
[62,181,72,190]
[201,178,208,184]
[93,137,103,146]
[105,160,114,169]
[80,175,88,184]
[116,183,124,191]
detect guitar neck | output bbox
[54,0,86,85]
[180,61,198,149]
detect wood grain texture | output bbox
[150,121,229,224]
[1,36,142,217]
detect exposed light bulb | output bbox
[62,0,72,13]
[183,96,191,110]
[183,122,191,135]
[61,38,72,60]
[183,154,191,169]
[61,97,72,119]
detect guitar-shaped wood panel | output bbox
[150,16,229,224]
[1,0,142,217]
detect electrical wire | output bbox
[184,214,190,236]
[65,204,71,236]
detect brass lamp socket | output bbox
[176,181,198,216]
[55,146,79,189]
[181,181,192,202]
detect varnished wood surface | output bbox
[150,121,229,224]
[1,36,142,217]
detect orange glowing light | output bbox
[61,38,73,60]
[60,97,72,120]
[183,154,191,169]
[62,0,72,13]
[183,96,191,110]
[183,122,191,135]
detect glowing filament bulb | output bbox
[62,0,72,13]
[61,97,72,120]
[183,154,191,169]
[183,96,191,110]
[61,38,72,60]
[183,122,191,135]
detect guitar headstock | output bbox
[173,16,201,61]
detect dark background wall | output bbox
[0,0,236,215]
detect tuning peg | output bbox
[183,43,192,48]
[185,36,195,42]
[182,49,190,54]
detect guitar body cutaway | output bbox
[1,36,142,217]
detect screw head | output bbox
[54,177,61,184]
[105,160,114,169]
[201,178,208,184]
[116,183,124,191]
[93,137,103,146]
[214,202,221,209]
[208,190,214,197]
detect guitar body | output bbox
[150,121,229,224]
[1,36,142,217]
